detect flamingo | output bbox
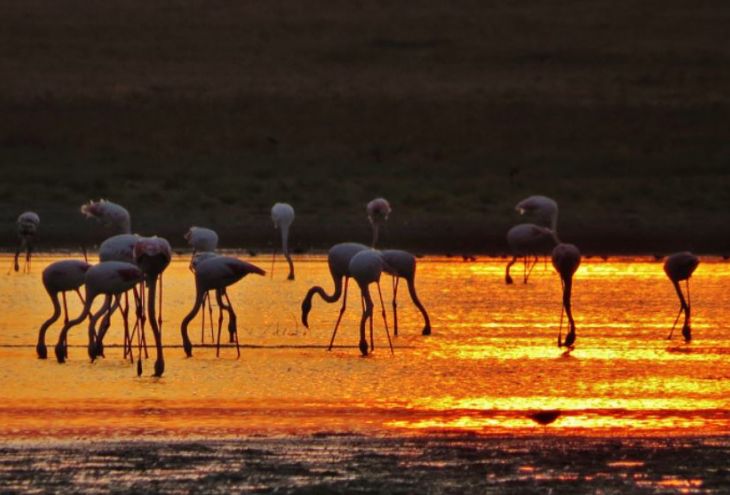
[505,224,558,284]
[36,260,91,359]
[552,243,581,349]
[380,250,431,336]
[54,261,144,365]
[185,226,219,255]
[348,249,393,356]
[271,203,295,280]
[664,252,700,342]
[180,256,265,358]
[367,197,391,247]
[301,242,368,345]
[14,211,40,272]
[505,195,559,284]
[191,251,221,344]
[128,236,171,376]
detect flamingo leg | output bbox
[224,291,240,358]
[376,281,390,348]
[122,292,132,362]
[215,289,225,358]
[201,291,207,344]
[392,277,399,337]
[526,255,539,282]
[327,277,349,351]
[667,305,684,340]
[158,273,163,328]
[378,282,394,355]
[61,291,69,325]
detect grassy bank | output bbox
[1,1,729,253]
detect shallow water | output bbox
[2,253,729,440]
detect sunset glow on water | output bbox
[2,254,729,440]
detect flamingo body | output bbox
[81,199,131,234]
[99,234,141,263]
[505,224,557,284]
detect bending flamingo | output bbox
[271,203,295,280]
[36,260,91,359]
[54,261,144,365]
[664,252,700,342]
[301,242,368,345]
[181,256,265,358]
[506,195,559,284]
[14,211,40,272]
[552,243,581,349]
[348,249,393,356]
[380,250,431,336]
[367,198,391,247]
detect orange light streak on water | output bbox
[1,254,729,440]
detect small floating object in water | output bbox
[529,410,561,426]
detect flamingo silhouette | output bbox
[36,260,91,359]
[14,211,40,272]
[185,227,220,343]
[348,249,393,356]
[367,198,391,247]
[664,252,700,342]
[129,236,171,376]
[505,195,559,284]
[180,256,265,358]
[301,242,368,342]
[380,250,431,336]
[185,226,219,255]
[271,203,295,280]
[552,243,581,349]
[54,261,144,365]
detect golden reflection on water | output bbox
[1,254,730,439]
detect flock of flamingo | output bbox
[12,194,698,377]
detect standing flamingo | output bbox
[348,249,393,356]
[191,251,221,344]
[54,261,144,364]
[380,250,431,336]
[36,260,91,359]
[301,242,368,344]
[367,198,391,247]
[505,195,559,284]
[552,243,581,349]
[664,252,700,342]
[271,203,296,280]
[181,256,265,358]
[14,211,40,272]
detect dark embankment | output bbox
[1,1,729,253]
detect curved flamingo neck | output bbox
[406,277,431,328]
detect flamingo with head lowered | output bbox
[14,211,40,273]
[348,249,393,356]
[552,243,581,349]
[54,261,144,366]
[271,203,295,280]
[301,242,370,347]
[36,260,91,359]
[181,256,265,358]
[505,195,559,284]
[664,252,700,342]
[380,250,431,336]
[367,198,391,248]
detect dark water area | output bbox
[1,436,728,494]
